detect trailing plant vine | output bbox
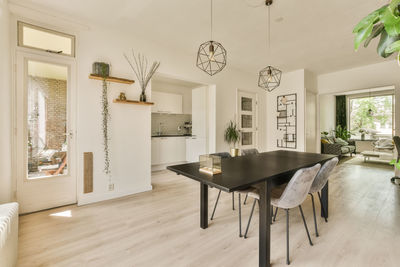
[100,65,111,175]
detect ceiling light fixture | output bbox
[367,89,374,116]
[258,0,282,92]
[196,0,227,76]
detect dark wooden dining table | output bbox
[167,150,336,267]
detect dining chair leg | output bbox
[238,193,242,237]
[286,209,290,265]
[244,199,257,238]
[299,205,313,246]
[244,193,248,205]
[270,206,273,224]
[232,192,235,210]
[210,190,221,220]
[273,207,278,222]
[310,193,319,237]
[317,191,328,222]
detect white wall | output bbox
[0,0,11,204]
[318,60,400,136]
[306,91,317,152]
[319,94,336,133]
[6,10,266,205]
[266,69,306,152]
[151,81,192,114]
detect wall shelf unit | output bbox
[89,74,135,84]
[113,99,154,106]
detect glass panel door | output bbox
[27,60,68,179]
[238,91,257,149]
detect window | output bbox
[18,21,75,57]
[349,94,394,138]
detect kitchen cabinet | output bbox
[186,136,206,162]
[151,137,186,165]
[151,91,183,114]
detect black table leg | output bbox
[321,181,328,219]
[259,180,271,267]
[200,182,208,229]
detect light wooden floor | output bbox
[18,157,400,267]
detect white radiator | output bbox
[0,202,18,267]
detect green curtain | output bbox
[336,95,347,129]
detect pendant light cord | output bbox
[211,0,213,40]
[267,4,271,56]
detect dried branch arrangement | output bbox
[124,50,160,101]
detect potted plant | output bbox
[353,0,400,65]
[335,125,351,141]
[359,129,367,141]
[224,120,240,157]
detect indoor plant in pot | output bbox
[353,0,400,65]
[224,120,240,157]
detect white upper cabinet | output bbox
[192,87,207,138]
[151,91,183,114]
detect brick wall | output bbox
[28,76,67,151]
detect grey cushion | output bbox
[241,149,259,156]
[211,152,231,159]
[309,157,339,194]
[271,164,321,209]
[335,138,348,146]
[340,146,350,154]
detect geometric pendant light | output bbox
[196,0,227,76]
[258,0,282,91]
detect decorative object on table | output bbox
[353,0,400,66]
[359,129,366,140]
[124,50,160,102]
[277,94,296,148]
[335,125,351,141]
[196,0,227,76]
[258,0,282,91]
[199,154,222,175]
[390,136,400,185]
[224,120,240,157]
[92,62,110,76]
[97,63,111,175]
[118,92,127,101]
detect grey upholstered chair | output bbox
[210,152,259,237]
[210,152,244,236]
[241,148,259,156]
[308,157,338,237]
[244,164,321,265]
[240,148,259,205]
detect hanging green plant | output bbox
[99,63,111,175]
[353,0,400,64]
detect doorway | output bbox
[237,90,258,149]
[15,53,77,213]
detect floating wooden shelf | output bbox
[89,74,135,84]
[113,99,154,106]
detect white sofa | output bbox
[0,203,18,267]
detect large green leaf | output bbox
[364,23,384,47]
[381,4,400,36]
[354,23,374,50]
[353,5,387,34]
[377,29,400,57]
[385,39,400,53]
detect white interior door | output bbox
[15,52,77,214]
[238,90,258,149]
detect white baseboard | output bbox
[152,161,187,172]
[77,184,153,206]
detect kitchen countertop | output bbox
[151,134,194,138]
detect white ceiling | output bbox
[11,0,394,74]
